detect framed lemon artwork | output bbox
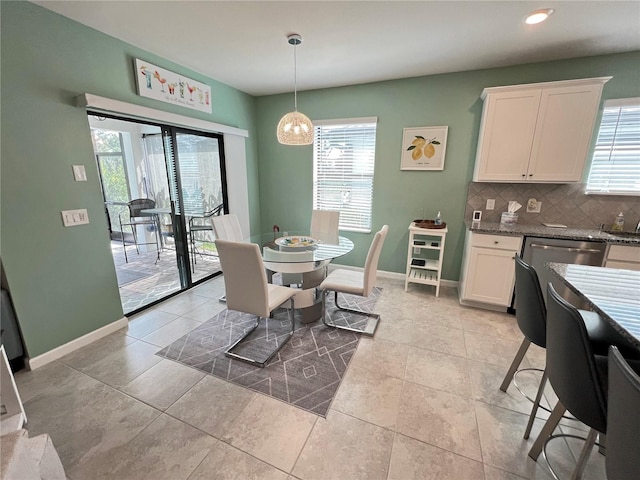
[400,126,448,171]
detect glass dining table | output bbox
[548,262,640,350]
[250,232,354,324]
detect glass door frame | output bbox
[88,112,228,312]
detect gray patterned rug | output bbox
[157,288,381,416]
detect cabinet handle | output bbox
[521,174,526,177]
[528,173,533,177]
[494,241,499,244]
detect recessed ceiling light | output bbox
[524,8,554,25]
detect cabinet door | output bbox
[464,246,516,306]
[474,90,541,181]
[527,84,602,182]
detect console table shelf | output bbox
[405,222,447,296]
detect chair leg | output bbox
[321,290,379,336]
[225,298,295,368]
[500,338,531,392]
[524,368,548,439]
[571,428,597,480]
[529,401,566,460]
[121,224,129,263]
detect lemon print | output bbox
[424,143,436,158]
[411,136,426,148]
[411,147,423,160]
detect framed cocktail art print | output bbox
[400,126,448,171]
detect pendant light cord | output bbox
[293,42,298,111]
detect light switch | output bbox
[61,209,89,227]
[72,165,87,182]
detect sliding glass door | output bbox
[89,114,227,314]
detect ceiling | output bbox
[34,1,640,96]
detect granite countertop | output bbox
[548,262,640,348]
[466,221,640,245]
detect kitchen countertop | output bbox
[466,221,640,245]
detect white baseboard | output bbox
[328,264,458,288]
[26,317,128,370]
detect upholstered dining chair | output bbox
[119,198,160,263]
[501,255,632,440]
[606,346,640,480]
[215,239,298,368]
[211,213,243,242]
[310,209,340,244]
[211,213,244,302]
[528,284,608,480]
[319,224,388,336]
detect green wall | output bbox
[2,1,639,360]
[0,1,259,358]
[256,51,640,280]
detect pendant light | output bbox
[276,34,314,145]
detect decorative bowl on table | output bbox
[413,219,447,229]
[274,236,318,251]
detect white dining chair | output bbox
[215,239,298,367]
[211,214,244,302]
[211,213,243,242]
[319,224,388,336]
[311,209,340,244]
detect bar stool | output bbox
[500,256,622,439]
[606,346,640,480]
[528,284,608,480]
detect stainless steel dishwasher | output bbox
[522,236,606,308]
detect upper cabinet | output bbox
[473,77,611,183]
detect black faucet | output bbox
[636,219,640,233]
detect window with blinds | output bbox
[586,98,640,195]
[313,118,377,232]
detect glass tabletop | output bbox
[249,232,354,264]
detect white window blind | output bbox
[313,118,377,232]
[586,98,640,195]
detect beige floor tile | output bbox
[460,308,522,342]
[405,346,472,397]
[468,358,551,418]
[483,464,529,479]
[57,330,136,371]
[167,375,255,438]
[141,316,202,347]
[152,290,211,316]
[377,318,467,357]
[126,309,179,339]
[23,370,159,472]
[396,381,482,461]
[388,433,485,480]
[15,361,86,403]
[292,410,394,480]
[475,402,573,479]
[188,441,288,480]
[121,359,205,410]
[180,298,228,323]
[221,394,317,472]
[349,337,408,379]
[74,339,162,388]
[331,363,403,429]
[67,413,216,480]
[464,330,524,367]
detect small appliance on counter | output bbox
[500,201,521,225]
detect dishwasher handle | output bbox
[529,243,602,254]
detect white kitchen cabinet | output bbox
[459,231,523,309]
[473,77,611,183]
[405,223,447,296]
[605,244,640,271]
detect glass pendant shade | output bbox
[277,110,314,145]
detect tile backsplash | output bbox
[465,182,640,230]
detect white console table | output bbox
[405,222,448,296]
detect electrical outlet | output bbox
[486,199,495,210]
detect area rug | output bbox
[156,288,381,416]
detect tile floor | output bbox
[16,276,606,480]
